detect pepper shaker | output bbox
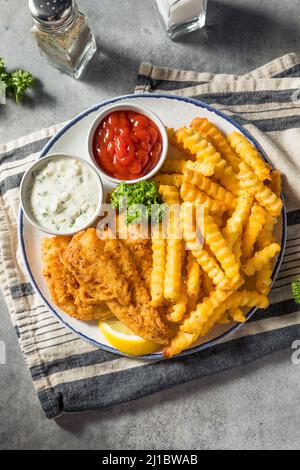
[29,0,97,79]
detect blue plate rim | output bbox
[18,92,287,360]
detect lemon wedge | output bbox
[99,319,160,356]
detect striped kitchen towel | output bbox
[1,53,300,419]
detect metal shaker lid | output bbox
[28,0,76,31]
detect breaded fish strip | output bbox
[42,236,112,321]
[61,229,131,306]
[63,229,172,345]
[103,237,173,345]
[117,214,152,291]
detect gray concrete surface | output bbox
[0,0,300,450]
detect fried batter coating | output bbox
[117,213,152,291]
[41,236,112,321]
[61,229,131,306]
[62,228,172,345]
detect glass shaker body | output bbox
[155,0,208,40]
[31,6,97,79]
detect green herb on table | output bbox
[292,277,300,304]
[0,57,34,104]
[111,181,166,224]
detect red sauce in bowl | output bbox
[92,110,163,180]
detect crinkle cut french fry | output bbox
[223,190,254,248]
[200,290,268,337]
[163,330,198,359]
[232,237,242,264]
[181,202,231,290]
[254,213,276,294]
[238,162,282,216]
[186,251,201,299]
[165,283,188,323]
[270,169,282,197]
[150,236,166,307]
[161,159,188,174]
[242,203,266,260]
[154,173,183,188]
[257,213,276,249]
[175,127,224,176]
[256,263,273,295]
[184,162,236,209]
[176,127,240,195]
[181,288,235,334]
[255,170,282,295]
[167,127,195,161]
[183,159,215,178]
[159,185,182,301]
[215,163,240,197]
[159,184,181,204]
[192,249,231,291]
[166,145,192,162]
[242,243,280,276]
[202,214,242,286]
[180,201,197,247]
[164,238,182,301]
[229,131,272,183]
[191,117,241,172]
[228,307,247,323]
[181,181,226,214]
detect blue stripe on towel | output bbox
[10,283,34,299]
[136,74,208,91]
[28,294,299,381]
[274,63,300,78]
[0,137,49,163]
[37,324,300,419]
[185,90,299,106]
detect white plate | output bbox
[18,94,287,359]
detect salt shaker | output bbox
[155,0,208,40]
[29,0,97,79]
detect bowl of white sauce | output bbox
[20,153,104,235]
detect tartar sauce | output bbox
[28,157,99,233]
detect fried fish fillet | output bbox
[61,229,131,306]
[123,239,152,291]
[104,238,172,344]
[62,228,172,345]
[42,236,112,321]
[117,214,152,291]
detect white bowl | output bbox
[20,153,104,236]
[86,102,168,184]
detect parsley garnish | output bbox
[111,181,166,224]
[292,277,300,304]
[0,58,34,104]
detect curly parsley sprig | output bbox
[292,277,300,304]
[111,181,166,224]
[0,58,34,104]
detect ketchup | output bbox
[93,110,162,180]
